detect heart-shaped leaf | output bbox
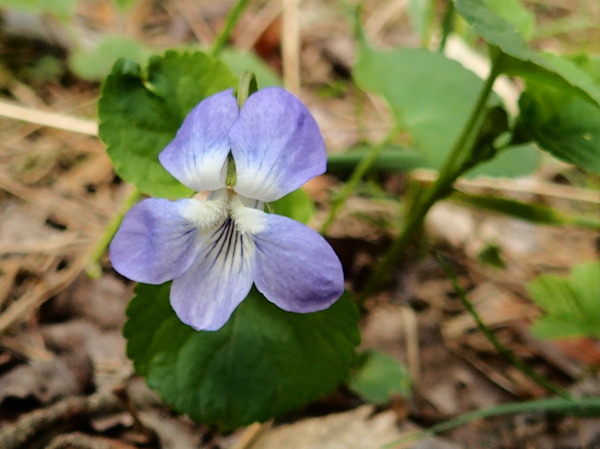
[454,0,600,106]
[125,284,360,428]
[98,51,237,198]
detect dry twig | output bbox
[0,101,97,136]
[0,251,90,335]
[282,0,300,94]
[230,421,273,449]
[0,390,123,449]
[46,432,136,449]
[0,383,160,449]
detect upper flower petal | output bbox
[109,198,214,284]
[170,217,256,331]
[159,89,238,192]
[230,87,327,202]
[249,211,344,313]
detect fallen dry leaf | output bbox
[0,357,82,404]
[252,405,465,449]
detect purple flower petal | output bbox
[170,218,256,331]
[109,198,204,284]
[252,212,344,313]
[230,87,327,202]
[159,90,238,192]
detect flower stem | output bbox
[420,0,438,49]
[357,55,501,302]
[236,71,258,108]
[438,255,570,399]
[438,0,455,53]
[211,0,250,57]
[226,71,259,187]
[321,130,396,235]
[384,396,599,447]
[85,186,141,278]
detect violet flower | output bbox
[110,87,344,331]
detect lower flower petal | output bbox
[109,198,205,284]
[252,213,344,313]
[170,217,256,331]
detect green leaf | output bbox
[98,51,237,198]
[527,262,600,339]
[517,82,600,174]
[70,35,148,81]
[466,143,540,177]
[0,0,76,19]
[571,55,600,85]
[482,0,534,40]
[354,47,532,178]
[327,146,426,173]
[125,284,360,428]
[503,53,600,107]
[348,350,411,405]
[450,191,600,231]
[270,188,315,225]
[477,243,506,269]
[354,46,497,168]
[112,0,137,11]
[407,0,432,44]
[388,397,600,446]
[454,0,600,106]
[454,0,532,59]
[220,49,282,88]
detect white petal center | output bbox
[180,191,227,230]
[229,193,265,234]
[202,216,255,277]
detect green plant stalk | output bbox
[211,0,250,57]
[382,396,600,447]
[420,0,438,49]
[327,150,425,173]
[445,49,503,175]
[358,54,501,301]
[437,0,455,52]
[85,186,142,278]
[236,71,258,108]
[438,255,570,399]
[321,131,396,234]
[450,191,600,232]
[572,215,600,230]
[532,15,592,40]
[227,71,258,186]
